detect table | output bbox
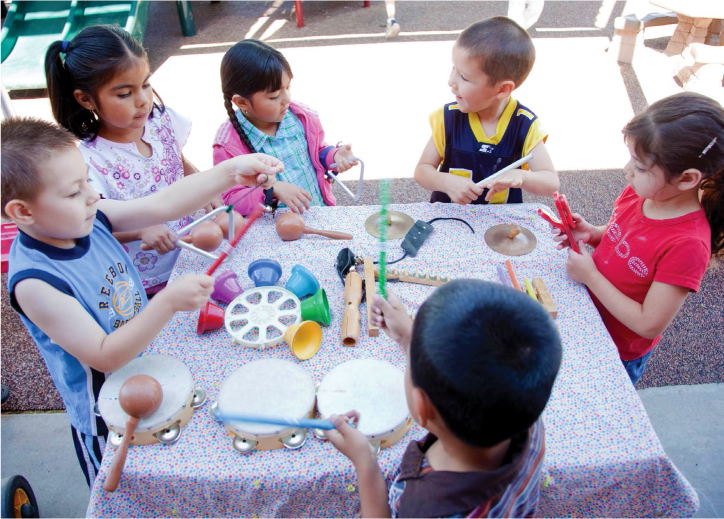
[86,203,698,518]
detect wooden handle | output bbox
[374,267,450,287]
[303,226,353,240]
[341,271,362,346]
[103,415,139,492]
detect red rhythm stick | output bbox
[205,206,263,276]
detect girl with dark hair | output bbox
[213,39,357,215]
[555,92,724,385]
[45,25,218,296]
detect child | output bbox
[414,17,559,205]
[327,281,562,518]
[213,39,358,216]
[1,116,280,488]
[555,92,724,385]
[45,25,219,296]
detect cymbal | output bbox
[484,224,537,256]
[364,211,415,239]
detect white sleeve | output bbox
[162,105,192,150]
[77,144,110,199]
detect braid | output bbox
[224,96,255,154]
[701,164,724,256]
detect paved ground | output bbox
[1,1,723,517]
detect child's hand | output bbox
[444,175,485,205]
[203,197,225,214]
[370,291,413,347]
[333,144,359,173]
[230,153,283,187]
[326,412,377,467]
[566,242,598,285]
[552,213,594,250]
[158,274,214,312]
[274,182,313,213]
[140,225,178,254]
[479,170,524,202]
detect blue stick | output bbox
[496,264,510,287]
[215,413,336,430]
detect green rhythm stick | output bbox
[378,179,391,299]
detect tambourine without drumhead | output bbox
[224,287,302,349]
[212,358,316,453]
[97,355,206,447]
[316,359,411,451]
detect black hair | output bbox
[457,16,535,87]
[623,92,724,256]
[1,118,78,218]
[45,25,164,141]
[219,39,293,153]
[410,279,561,448]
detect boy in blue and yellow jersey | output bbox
[415,17,559,205]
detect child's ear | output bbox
[495,80,515,99]
[676,168,702,191]
[231,94,250,112]
[4,200,34,225]
[410,387,437,428]
[73,89,96,111]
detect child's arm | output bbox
[182,153,224,212]
[566,245,690,339]
[13,273,214,373]
[370,292,413,353]
[479,141,559,202]
[414,137,484,205]
[100,154,280,233]
[326,413,392,519]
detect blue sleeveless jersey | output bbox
[431,100,539,205]
[7,212,148,435]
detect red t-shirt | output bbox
[590,186,711,360]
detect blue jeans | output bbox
[621,350,653,386]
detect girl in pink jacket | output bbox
[213,39,357,215]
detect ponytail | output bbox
[623,92,724,256]
[219,39,293,155]
[44,25,164,141]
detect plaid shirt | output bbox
[237,110,325,206]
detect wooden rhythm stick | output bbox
[374,267,451,287]
[363,257,379,337]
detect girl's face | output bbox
[244,71,292,128]
[623,138,673,200]
[91,57,154,139]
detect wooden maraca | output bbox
[103,374,163,492]
[179,221,224,251]
[275,212,353,242]
[214,210,244,240]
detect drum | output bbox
[316,358,411,451]
[97,355,206,447]
[212,358,316,453]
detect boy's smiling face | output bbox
[25,147,100,248]
[448,44,506,115]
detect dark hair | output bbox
[220,39,293,153]
[456,17,535,87]
[410,280,561,448]
[45,25,164,141]
[623,92,724,256]
[1,118,78,218]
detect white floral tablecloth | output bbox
[87,203,698,518]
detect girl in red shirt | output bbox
[555,92,724,384]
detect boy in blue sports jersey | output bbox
[415,17,559,205]
[1,117,280,489]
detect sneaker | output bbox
[386,18,400,39]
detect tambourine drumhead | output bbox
[98,355,194,433]
[217,359,316,438]
[317,359,409,440]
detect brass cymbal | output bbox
[484,224,537,256]
[364,211,415,239]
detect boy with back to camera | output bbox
[1,117,280,488]
[415,17,559,205]
[327,280,562,518]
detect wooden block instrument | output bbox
[363,257,379,337]
[531,278,557,319]
[341,270,363,346]
[374,267,451,287]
